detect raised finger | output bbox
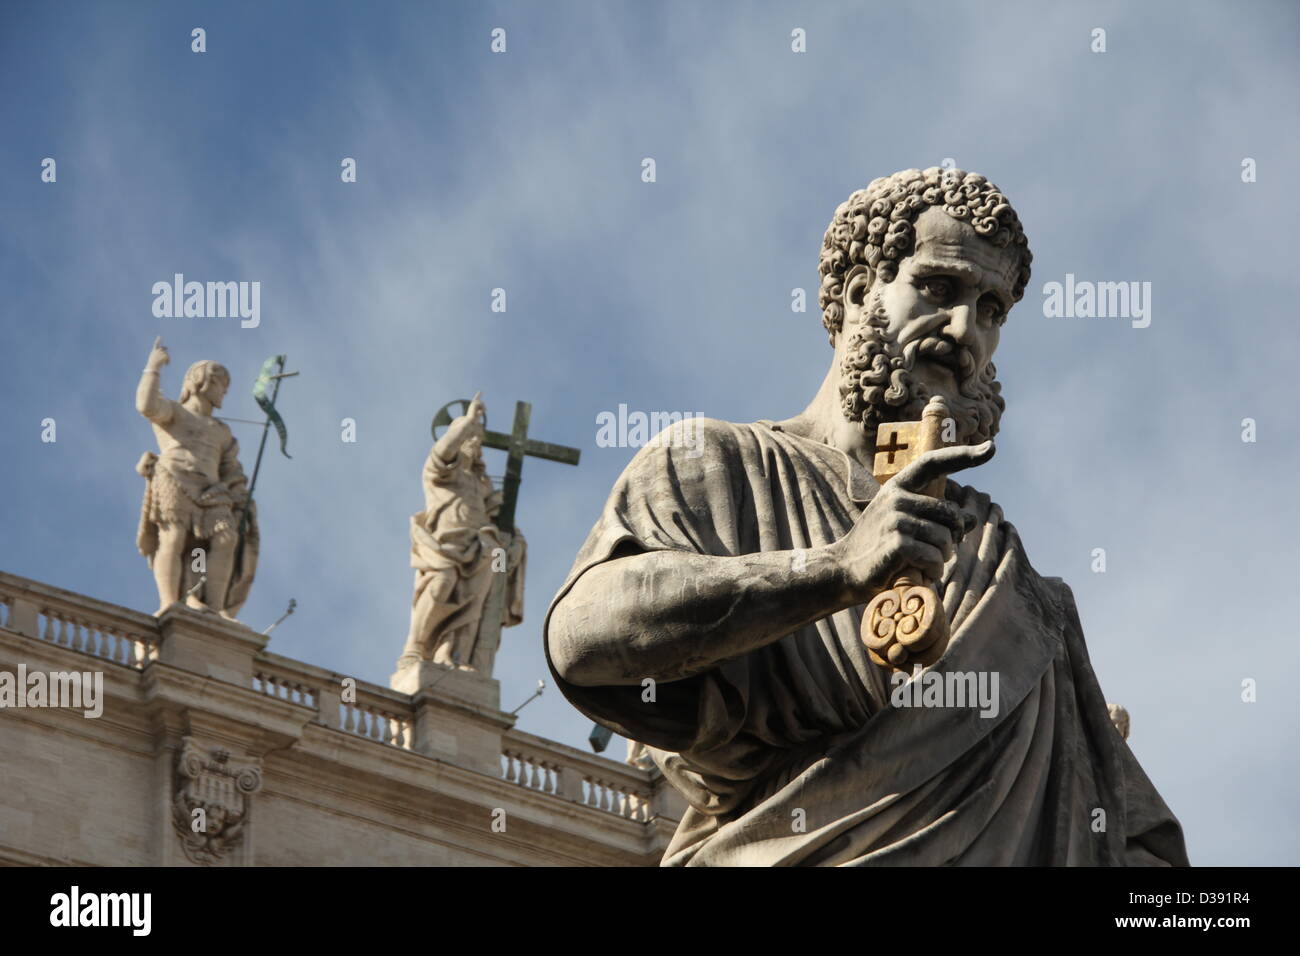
[895,441,994,493]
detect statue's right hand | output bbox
[832,441,993,600]
[146,336,170,370]
[466,391,485,424]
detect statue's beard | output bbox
[838,301,1005,445]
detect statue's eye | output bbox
[977,297,1004,324]
[920,277,955,300]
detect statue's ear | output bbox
[844,265,874,308]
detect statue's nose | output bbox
[943,304,975,344]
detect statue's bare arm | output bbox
[548,443,991,687]
[136,337,174,425]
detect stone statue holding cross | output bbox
[395,394,526,677]
[394,393,580,686]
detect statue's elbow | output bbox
[547,601,603,688]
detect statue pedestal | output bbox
[389,661,512,775]
[389,660,501,712]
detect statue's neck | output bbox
[777,361,875,470]
[183,396,213,417]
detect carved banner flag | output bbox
[252,355,291,458]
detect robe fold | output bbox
[544,418,1188,866]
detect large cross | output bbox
[432,398,581,532]
[483,402,581,532]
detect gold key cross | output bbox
[861,397,953,671]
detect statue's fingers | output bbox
[152,335,162,350]
[899,539,946,581]
[895,516,953,555]
[895,441,994,493]
[893,491,963,532]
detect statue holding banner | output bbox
[396,394,527,676]
[135,337,257,619]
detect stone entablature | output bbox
[0,571,682,866]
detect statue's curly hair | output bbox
[179,360,231,403]
[817,167,1032,344]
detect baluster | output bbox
[345,704,358,733]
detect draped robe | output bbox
[544,418,1188,866]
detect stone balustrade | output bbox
[0,570,681,849]
[502,727,655,821]
[0,573,159,671]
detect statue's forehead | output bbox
[908,206,1019,291]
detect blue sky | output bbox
[3,0,1298,865]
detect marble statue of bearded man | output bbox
[545,168,1188,867]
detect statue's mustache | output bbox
[911,334,976,379]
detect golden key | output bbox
[861,397,954,672]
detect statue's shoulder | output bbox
[641,415,750,460]
[616,417,754,492]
